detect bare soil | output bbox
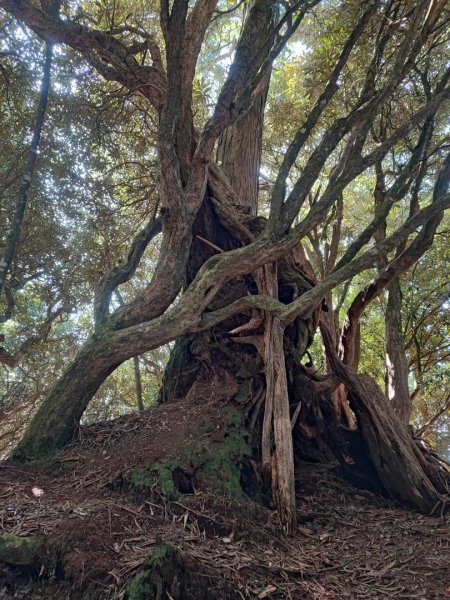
[0,398,449,599]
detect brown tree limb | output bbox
[256,262,296,533]
[0,0,167,110]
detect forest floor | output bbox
[0,398,449,599]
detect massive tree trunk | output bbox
[159,0,301,531]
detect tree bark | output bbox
[322,323,448,514]
[385,279,411,424]
[217,87,268,215]
[133,356,145,412]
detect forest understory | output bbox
[1,397,449,600]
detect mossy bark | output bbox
[0,533,44,566]
[12,333,123,460]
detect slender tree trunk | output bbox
[0,37,54,297]
[115,291,145,412]
[133,356,144,411]
[0,3,59,368]
[385,278,411,423]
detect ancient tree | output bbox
[1,0,449,530]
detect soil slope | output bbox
[0,400,449,599]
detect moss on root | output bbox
[0,533,44,566]
[125,542,180,600]
[125,568,153,600]
[183,407,251,500]
[126,458,179,500]
[125,408,251,503]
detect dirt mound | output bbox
[1,402,449,599]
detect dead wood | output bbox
[321,323,449,514]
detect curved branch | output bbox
[94,216,162,326]
[0,0,167,110]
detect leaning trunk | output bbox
[12,334,123,460]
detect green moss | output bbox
[11,438,57,462]
[148,542,176,567]
[226,406,244,429]
[204,431,250,498]
[0,533,43,565]
[127,409,250,503]
[125,568,152,600]
[125,543,179,600]
[184,408,250,500]
[126,458,178,500]
[197,419,215,435]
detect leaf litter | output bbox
[0,400,448,599]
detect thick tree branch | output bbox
[0,0,167,110]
